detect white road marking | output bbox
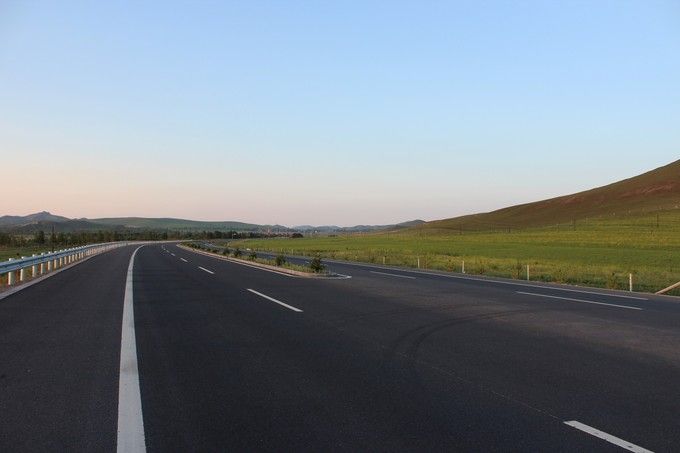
[564,421,653,453]
[314,259,648,300]
[180,258,188,262]
[198,266,215,274]
[117,246,146,453]
[170,253,176,256]
[247,289,303,312]
[370,271,416,280]
[517,292,642,310]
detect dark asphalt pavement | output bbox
[2,242,680,452]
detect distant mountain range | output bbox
[5,160,677,235]
[420,159,680,231]
[0,212,425,234]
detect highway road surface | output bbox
[1,243,679,452]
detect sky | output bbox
[1,1,679,226]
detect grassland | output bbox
[0,245,57,262]
[0,245,58,286]
[232,210,680,296]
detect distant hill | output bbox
[87,217,283,232]
[11,219,122,234]
[0,211,69,227]
[0,212,278,233]
[0,212,423,234]
[422,159,680,231]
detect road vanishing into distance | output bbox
[1,243,679,452]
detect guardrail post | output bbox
[32,254,38,277]
[19,257,27,282]
[7,258,15,286]
[40,253,46,275]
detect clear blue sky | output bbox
[1,1,679,225]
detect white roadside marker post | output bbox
[527,264,530,281]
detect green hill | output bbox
[88,217,285,232]
[422,159,680,232]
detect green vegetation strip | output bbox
[183,243,328,276]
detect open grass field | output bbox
[0,245,57,286]
[232,209,680,296]
[0,245,56,262]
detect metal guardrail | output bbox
[0,242,128,287]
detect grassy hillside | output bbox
[423,160,680,232]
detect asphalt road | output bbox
[2,242,680,452]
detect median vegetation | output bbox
[185,242,328,275]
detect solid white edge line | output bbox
[180,258,188,262]
[170,253,175,256]
[117,246,146,453]
[517,292,642,310]
[198,266,215,274]
[246,289,303,312]
[312,259,649,300]
[370,271,416,280]
[564,421,654,453]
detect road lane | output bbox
[137,244,679,451]
[1,242,677,451]
[0,245,136,452]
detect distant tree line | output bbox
[0,229,295,248]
